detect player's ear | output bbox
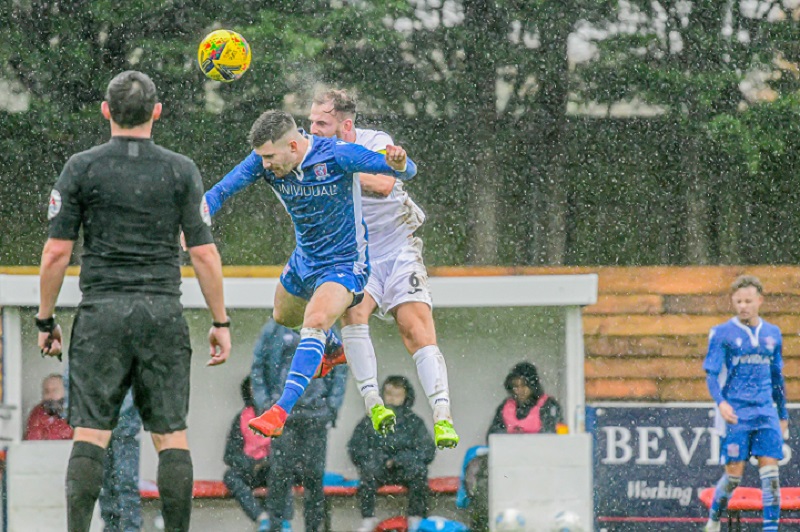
[343,119,354,134]
[152,103,163,122]
[101,101,111,121]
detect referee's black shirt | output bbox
[47,136,214,297]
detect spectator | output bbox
[487,361,563,438]
[65,366,143,531]
[100,393,143,532]
[464,361,564,532]
[224,376,291,532]
[252,319,348,532]
[24,374,72,440]
[348,376,435,532]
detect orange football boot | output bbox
[248,404,288,437]
[314,347,347,378]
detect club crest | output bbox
[313,163,329,180]
[765,336,776,352]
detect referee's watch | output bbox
[35,315,57,333]
[212,319,231,328]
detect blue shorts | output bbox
[722,423,784,463]
[280,250,369,307]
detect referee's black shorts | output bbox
[68,294,192,434]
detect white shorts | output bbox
[366,237,433,319]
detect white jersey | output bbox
[354,128,426,258]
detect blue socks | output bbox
[275,328,326,414]
[709,473,741,522]
[760,465,780,531]
[325,328,343,355]
[708,466,780,529]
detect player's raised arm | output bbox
[334,141,417,181]
[204,150,264,216]
[359,173,396,197]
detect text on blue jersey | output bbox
[204,133,417,266]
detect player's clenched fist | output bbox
[384,145,408,171]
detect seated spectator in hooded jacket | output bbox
[224,376,290,532]
[25,374,72,440]
[348,376,436,532]
[487,361,563,439]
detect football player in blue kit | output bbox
[204,110,416,437]
[703,275,789,532]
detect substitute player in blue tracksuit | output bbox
[205,110,416,438]
[703,275,789,532]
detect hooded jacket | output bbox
[348,376,435,473]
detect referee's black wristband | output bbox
[212,320,231,328]
[35,315,57,333]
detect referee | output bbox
[35,70,231,532]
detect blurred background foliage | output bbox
[3,0,800,267]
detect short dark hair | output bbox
[105,71,158,128]
[248,110,297,148]
[731,275,763,295]
[313,89,357,120]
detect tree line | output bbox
[2,0,800,266]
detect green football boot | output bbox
[434,420,460,449]
[370,404,396,435]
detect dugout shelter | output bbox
[0,269,597,529]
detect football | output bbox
[551,510,584,532]
[495,508,525,531]
[197,29,251,82]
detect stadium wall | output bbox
[8,264,799,406]
[4,265,797,482]
[428,264,800,401]
[576,265,800,401]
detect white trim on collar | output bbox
[732,317,762,348]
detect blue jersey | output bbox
[204,133,417,269]
[703,317,787,429]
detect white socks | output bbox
[343,325,453,423]
[341,324,383,413]
[413,345,452,423]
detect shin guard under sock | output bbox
[709,473,741,522]
[157,448,193,532]
[66,441,105,532]
[413,345,452,422]
[341,324,382,412]
[760,465,780,531]
[275,328,325,413]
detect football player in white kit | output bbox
[308,89,459,449]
